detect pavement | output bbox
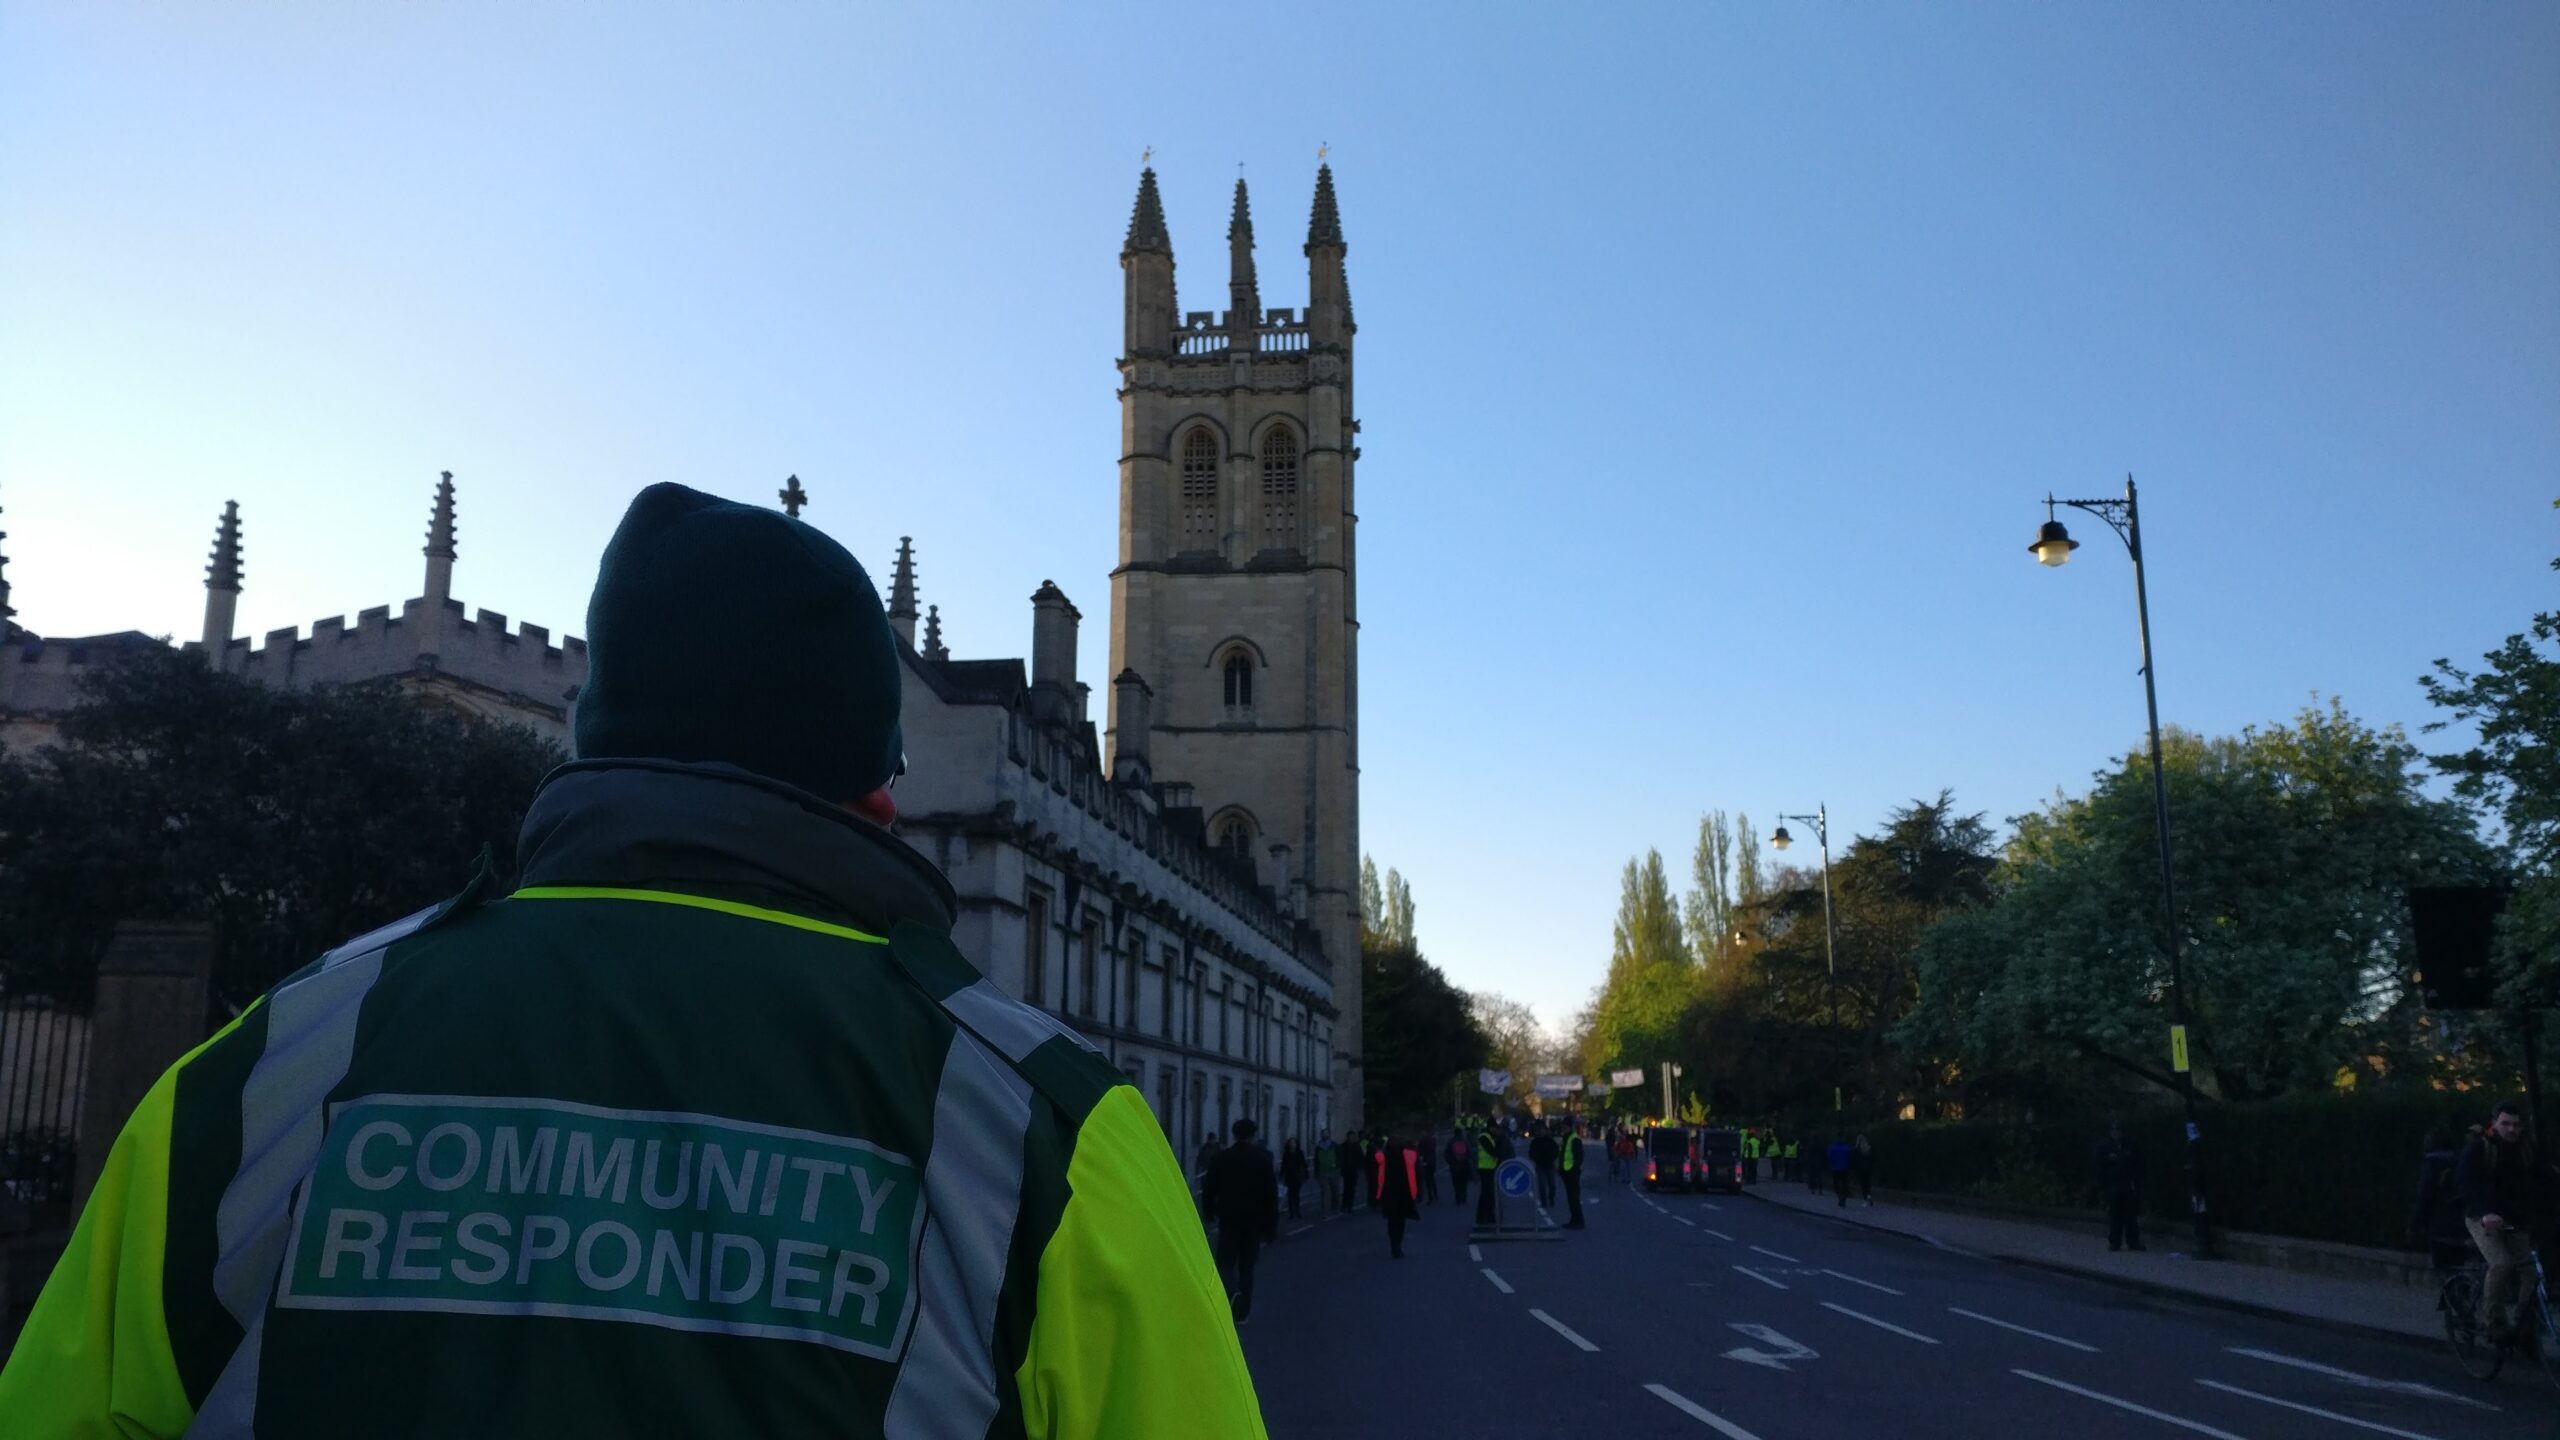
[1738,1177,2449,1346]
[1238,1176,2548,1439]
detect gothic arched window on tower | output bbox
[1180,427,1219,551]
[1259,426,1299,548]
[1211,810,1258,868]
[1222,650,1255,720]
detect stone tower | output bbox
[1107,164,1363,1129]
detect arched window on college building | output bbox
[1221,649,1254,720]
[1259,426,1299,548]
[1179,427,1219,550]
[1210,809,1257,870]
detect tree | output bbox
[2423,508,2560,1001]
[1581,849,1701,1084]
[1362,933,1487,1128]
[0,648,563,1009]
[1359,854,1385,942]
[1736,811,1765,909]
[1683,810,1738,968]
[1381,868,1417,951]
[1900,701,2494,1109]
[1469,991,1547,1109]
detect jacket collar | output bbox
[514,758,957,937]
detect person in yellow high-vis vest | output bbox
[1557,1126,1587,1229]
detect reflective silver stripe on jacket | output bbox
[942,978,1101,1064]
[881,1027,1035,1439]
[193,907,429,1435]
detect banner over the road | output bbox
[1609,1068,1647,1088]
[1477,1068,1511,1095]
[1533,1074,1585,1097]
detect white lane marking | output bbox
[1481,1267,1514,1295]
[1287,1225,1313,1236]
[2013,1370,2248,1440]
[2195,1380,2439,1439]
[1749,1245,1801,1263]
[2222,1348,2498,1412]
[1820,1301,1939,1344]
[1704,1201,1725,1210]
[1921,1234,1981,1258]
[1646,1382,1767,1438]
[1947,1306,2097,1353]
[1468,1244,1483,1262]
[1674,1215,1696,1227]
[1701,1227,1735,1240]
[1731,1265,1788,1289]
[1529,1308,1601,1352]
[1822,1269,1902,1296]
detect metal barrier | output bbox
[0,1000,89,1227]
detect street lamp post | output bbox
[2030,474,2214,1258]
[1770,807,1841,1113]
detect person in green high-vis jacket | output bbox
[0,483,1266,1440]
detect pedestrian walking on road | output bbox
[1558,1125,1587,1229]
[1281,1136,1309,1221]
[1530,1126,1560,1208]
[1203,1118,1279,1322]
[1336,1133,1363,1213]
[0,481,1270,1436]
[2092,1122,2146,1252]
[1827,1136,1854,1207]
[1853,1133,1876,1205]
[1195,1131,1224,1206]
[1313,1133,1338,1216]
[1375,1133,1424,1257]
[1447,1132,1473,1209]
[1417,1131,1441,1205]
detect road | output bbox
[1238,1176,2543,1439]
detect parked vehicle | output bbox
[1695,1127,1743,1193]
[1642,1125,1697,1192]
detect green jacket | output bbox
[0,760,1263,1439]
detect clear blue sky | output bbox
[4,6,2554,1037]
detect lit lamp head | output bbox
[1771,825,1793,852]
[2030,509,2079,567]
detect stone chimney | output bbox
[1109,669,1153,789]
[202,501,242,667]
[1029,580,1080,726]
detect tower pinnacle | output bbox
[423,470,457,605]
[202,500,243,665]
[779,473,808,518]
[1229,178,1261,334]
[0,488,15,638]
[921,604,947,662]
[1123,167,1172,257]
[886,536,919,646]
[1305,163,1345,252]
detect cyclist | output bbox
[2457,1101,2541,1341]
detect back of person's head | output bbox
[575,483,904,805]
[1231,1118,1257,1141]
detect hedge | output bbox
[1858,1091,2488,1250]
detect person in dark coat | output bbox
[1852,1134,1876,1205]
[1415,1131,1441,1205]
[1335,1133,1362,1213]
[1447,1132,1473,1208]
[1826,1136,1854,1207]
[1279,1137,1308,1221]
[1557,1125,1587,1229]
[1529,1126,1560,1208]
[2457,1102,2549,1338]
[2091,1122,2145,1252]
[1200,1118,1279,1322]
[1374,1132,1424,1258]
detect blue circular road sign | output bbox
[1496,1158,1535,1198]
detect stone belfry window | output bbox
[1259,426,1299,547]
[1180,428,1219,549]
[1222,651,1254,718]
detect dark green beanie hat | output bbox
[572,482,903,799]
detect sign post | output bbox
[1473,1157,1560,1243]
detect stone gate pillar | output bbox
[73,922,212,1211]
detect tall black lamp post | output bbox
[1770,807,1841,1114]
[2030,475,2213,1257]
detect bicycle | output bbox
[2443,1239,2560,1387]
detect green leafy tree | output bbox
[1683,810,1739,968]
[1900,701,2494,1109]
[0,647,562,1010]
[1359,855,1385,942]
[1361,932,1489,1128]
[1469,991,1547,1110]
[1736,812,1765,908]
[1381,868,1417,951]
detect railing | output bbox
[0,1000,89,1225]
[1178,331,1230,357]
[1257,327,1309,353]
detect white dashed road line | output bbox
[1481,1267,1514,1295]
[1748,1245,1801,1264]
[1287,1225,1313,1237]
[2194,1380,2439,1439]
[1529,1309,1601,1352]
[1674,1215,1696,1227]
[1819,1301,1939,1344]
[1731,1265,1788,1290]
[1821,1269,1902,1296]
[1645,1383,1766,1439]
[1700,1228,1734,1241]
[1946,1307,2097,1353]
[2223,1348,2497,1412]
[1468,1244,1483,1262]
[2012,1370,2248,1440]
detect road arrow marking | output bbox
[1720,1323,1816,1371]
